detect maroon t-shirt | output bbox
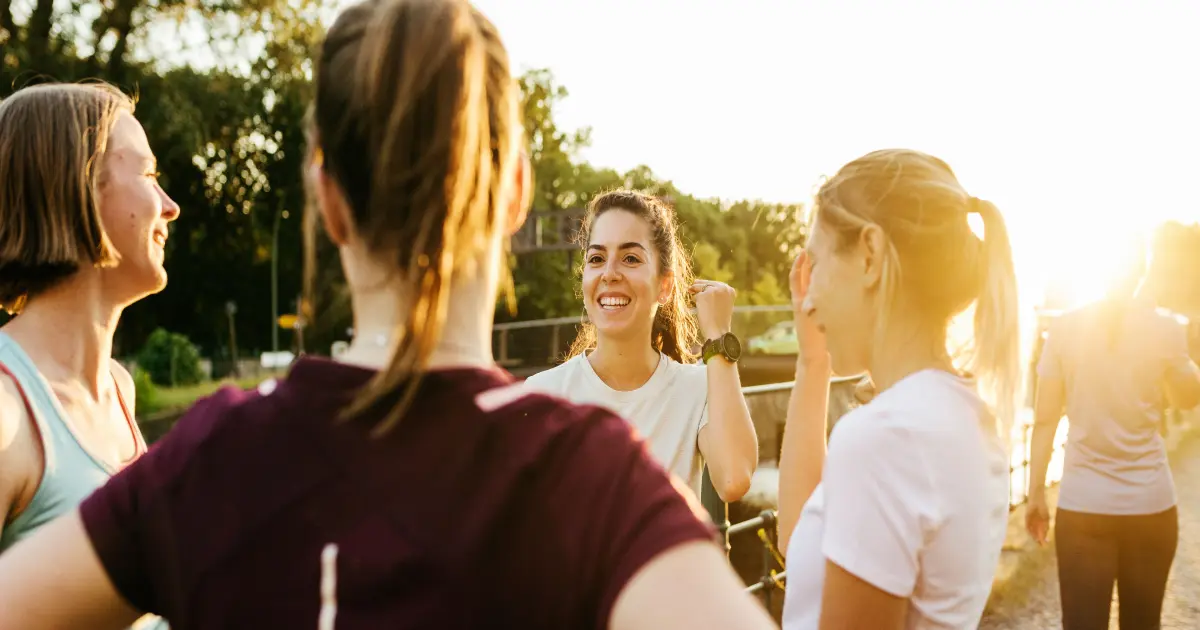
[79,357,715,629]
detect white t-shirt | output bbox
[783,370,1010,630]
[1039,301,1188,515]
[524,352,709,497]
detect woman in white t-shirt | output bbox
[776,150,1017,629]
[525,189,758,502]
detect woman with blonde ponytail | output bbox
[776,149,1016,629]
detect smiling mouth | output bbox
[598,295,631,311]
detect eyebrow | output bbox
[587,242,648,253]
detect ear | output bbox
[504,152,532,237]
[858,224,886,290]
[658,270,674,304]
[309,151,352,247]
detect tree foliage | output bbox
[508,71,808,327]
[13,8,1194,365]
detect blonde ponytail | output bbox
[968,198,1020,437]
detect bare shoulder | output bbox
[0,371,38,517]
[0,372,33,454]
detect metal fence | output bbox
[492,305,795,370]
[718,374,865,601]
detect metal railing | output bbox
[492,305,794,369]
[720,374,866,601]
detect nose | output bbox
[159,184,181,222]
[600,258,623,283]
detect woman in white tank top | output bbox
[776,150,1018,629]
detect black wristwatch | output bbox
[702,332,742,364]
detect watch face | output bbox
[724,332,742,360]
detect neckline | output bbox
[0,331,144,474]
[577,351,671,402]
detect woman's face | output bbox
[96,112,180,302]
[803,219,876,376]
[582,209,671,345]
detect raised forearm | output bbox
[777,356,831,555]
[701,359,758,503]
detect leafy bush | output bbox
[137,328,204,387]
[131,366,160,414]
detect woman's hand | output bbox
[790,251,828,364]
[690,280,736,341]
[1025,490,1051,546]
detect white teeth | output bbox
[599,296,630,308]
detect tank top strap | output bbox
[0,332,66,470]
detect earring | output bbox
[2,293,27,315]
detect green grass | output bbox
[139,375,267,418]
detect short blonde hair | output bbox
[815,149,1020,434]
[0,82,135,313]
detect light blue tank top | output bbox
[0,333,169,629]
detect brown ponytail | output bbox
[308,0,523,435]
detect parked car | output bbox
[747,320,797,355]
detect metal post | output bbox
[271,207,282,354]
[225,301,239,377]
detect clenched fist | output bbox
[690,280,736,341]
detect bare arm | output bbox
[776,251,830,555]
[609,540,777,630]
[1028,374,1065,500]
[776,355,830,555]
[698,358,758,502]
[0,510,142,629]
[818,560,907,630]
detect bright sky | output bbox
[473,0,1200,311]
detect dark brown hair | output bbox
[568,189,699,363]
[0,82,135,314]
[307,0,524,434]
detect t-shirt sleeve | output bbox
[820,416,936,598]
[78,387,243,617]
[549,406,717,630]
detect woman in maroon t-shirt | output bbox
[0,1,778,629]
